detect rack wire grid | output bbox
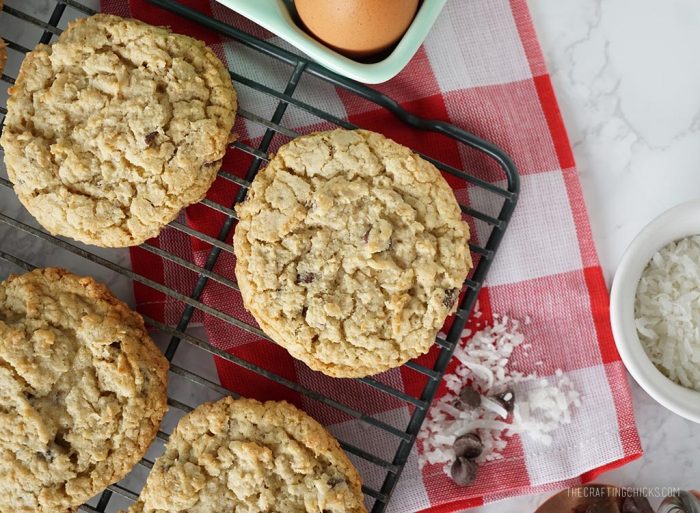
[0,0,519,511]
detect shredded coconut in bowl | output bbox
[635,235,700,391]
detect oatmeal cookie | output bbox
[127,397,366,513]
[0,14,237,247]
[233,129,471,377]
[0,268,169,513]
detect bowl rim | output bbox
[610,199,700,424]
[215,0,448,84]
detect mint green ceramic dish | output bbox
[214,0,447,84]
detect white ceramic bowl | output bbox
[610,199,700,423]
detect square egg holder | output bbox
[216,0,448,83]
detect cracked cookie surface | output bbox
[234,129,472,377]
[127,396,367,513]
[0,14,237,247]
[0,268,169,513]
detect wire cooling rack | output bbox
[0,0,519,511]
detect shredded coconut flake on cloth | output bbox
[418,314,582,474]
[635,235,700,391]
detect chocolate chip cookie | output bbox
[234,129,472,377]
[0,14,237,247]
[0,268,169,513]
[127,397,366,513]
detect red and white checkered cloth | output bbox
[102,0,643,510]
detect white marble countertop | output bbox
[476,1,700,511]
[1,1,699,512]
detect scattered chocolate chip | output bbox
[327,476,346,487]
[492,388,515,413]
[450,456,478,486]
[454,433,482,459]
[109,340,121,350]
[443,288,459,308]
[296,272,316,284]
[621,497,653,513]
[458,387,481,409]
[144,131,158,146]
[301,306,308,317]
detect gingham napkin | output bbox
[102,0,643,510]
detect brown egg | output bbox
[295,0,420,58]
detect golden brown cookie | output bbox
[0,268,169,513]
[0,14,237,247]
[127,397,367,513]
[234,128,472,377]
